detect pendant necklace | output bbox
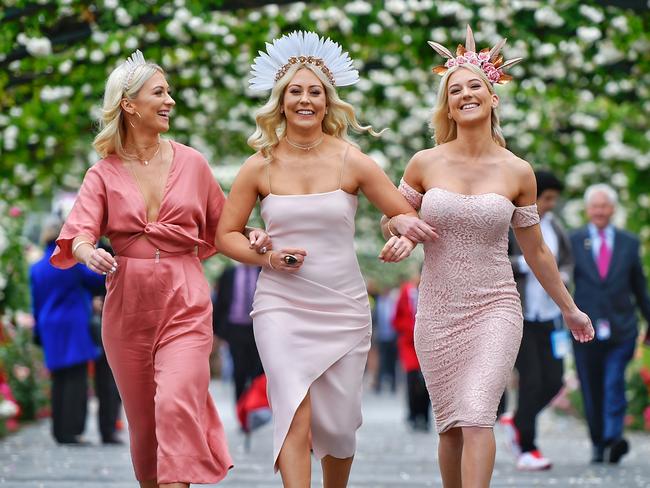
[285,135,324,151]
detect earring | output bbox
[447,113,452,119]
[135,111,142,119]
[129,119,136,129]
[325,108,329,115]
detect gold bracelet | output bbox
[72,240,95,255]
[387,217,400,237]
[267,251,276,270]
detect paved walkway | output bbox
[1,380,649,487]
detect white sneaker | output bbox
[517,450,552,471]
[499,413,521,457]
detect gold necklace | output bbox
[285,135,324,151]
[135,142,160,166]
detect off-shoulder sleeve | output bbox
[511,203,540,228]
[50,166,108,269]
[398,178,424,211]
[199,169,226,260]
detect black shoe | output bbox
[604,438,629,464]
[102,436,124,445]
[57,436,91,446]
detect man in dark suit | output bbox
[571,183,650,464]
[213,263,263,402]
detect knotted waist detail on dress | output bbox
[116,236,198,259]
[114,222,208,259]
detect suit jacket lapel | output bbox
[604,229,623,281]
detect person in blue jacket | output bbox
[30,216,105,444]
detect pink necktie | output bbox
[597,229,611,279]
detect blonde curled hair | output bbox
[93,61,164,160]
[248,63,381,159]
[430,63,506,147]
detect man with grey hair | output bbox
[570,183,650,465]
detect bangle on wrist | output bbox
[72,240,95,256]
[387,217,400,238]
[267,251,276,270]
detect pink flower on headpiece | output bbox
[478,51,490,62]
[464,51,480,65]
[445,58,457,68]
[456,55,468,65]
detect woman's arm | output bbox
[215,157,306,273]
[379,153,437,243]
[512,162,594,342]
[350,150,436,262]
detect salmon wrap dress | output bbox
[51,141,233,484]
[399,180,540,434]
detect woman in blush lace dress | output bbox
[380,27,594,488]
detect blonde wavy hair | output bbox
[248,63,381,159]
[430,63,506,147]
[93,61,164,159]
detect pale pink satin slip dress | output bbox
[251,145,372,470]
[50,141,233,484]
[399,179,540,433]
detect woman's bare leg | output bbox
[438,428,463,488]
[321,455,354,488]
[460,426,495,488]
[277,393,312,488]
[139,481,158,488]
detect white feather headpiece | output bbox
[249,31,359,91]
[122,49,147,92]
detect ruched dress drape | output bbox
[50,141,233,484]
[251,168,371,470]
[399,180,540,434]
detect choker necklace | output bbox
[285,135,324,151]
[135,142,160,166]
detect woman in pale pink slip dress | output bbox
[380,27,594,488]
[50,51,271,488]
[216,32,435,488]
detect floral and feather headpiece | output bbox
[249,31,359,91]
[428,25,522,85]
[122,49,146,92]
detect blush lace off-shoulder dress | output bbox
[399,180,540,433]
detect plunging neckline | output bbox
[119,139,177,223]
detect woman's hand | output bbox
[563,307,595,343]
[84,247,118,275]
[379,236,416,263]
[248,228,273,254]
[391,215,438,243]
[267,248,307,273]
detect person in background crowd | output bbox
[571,183,650,464]
[30,215,104,445]
[392,274,430,431]
[213,263,264,402]
[501,170,573,470]
[90,291,123,445]
[372,285,398,394]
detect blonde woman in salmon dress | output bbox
[50,51,270,487]
[216,32,436,488]
[381,27,595,488]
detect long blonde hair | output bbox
[93,61,164,159]
[430,64,506,147]
[248,63,381,159]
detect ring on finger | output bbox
[260,246,268,254]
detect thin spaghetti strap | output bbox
[266,160,273,195]
[338,144,351,190]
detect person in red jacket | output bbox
[393,274,431,431]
